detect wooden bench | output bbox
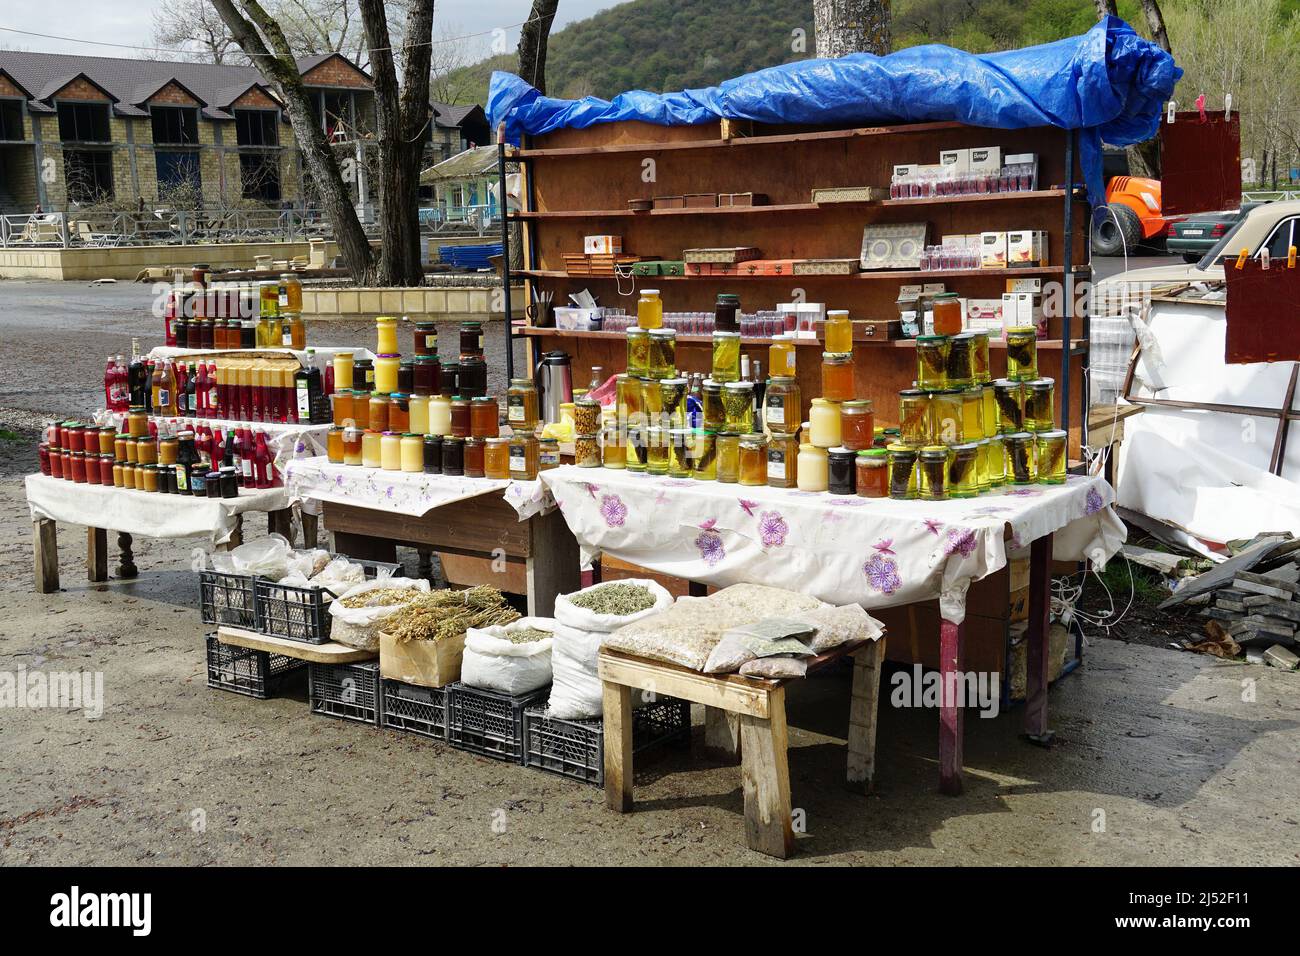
[597,638,885,859]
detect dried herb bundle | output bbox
[340,587,425,609]
[504,627,551,645]
[569,582,656,616]
[386,586,520,643]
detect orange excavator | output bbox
[1090,174,1176,256]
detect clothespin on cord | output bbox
[1262,249,1271,270]
[1167,101,1176,123]
[1288,245,1296,269]
[1225,93,1233,121]
[1195,93,1208,123]
[1235,248,1250,270]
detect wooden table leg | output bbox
[33,519,59,593]
[268,507,293,542]
[301,511,319,549]
[602,680,634,812]
[220,514,244,552]
[939,618,965,796]
[687,580,708,597]
[116,532,138,578]
[703,706,741,764]
[847,637,885,794]
[86,527,108,583]
[1024,533,1055,746]
[416,547,433,582]
[526,509,580,617]
[739,686,794,859]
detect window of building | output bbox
[239,153,280,201]
[234,109,278,147]
[57,101,111,142]
[64,148,114,201]
[0,100,23,140]
[151,106,199,145]
[155,150,201,192]
[322,90,352,141]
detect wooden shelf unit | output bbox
[503,117,1091,452]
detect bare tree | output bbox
[517,0,560,94]
[152,0,244,63]
[1139,0,1171,53]
[210,0,376,281]
[814,0,891,58]
[1094,0,1118,18]
[429,22,476,105]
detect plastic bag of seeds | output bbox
[703,618,817,674]
[328,577,430,650]
[462,617,555,696]
[553,578,673,633]
[739,657,809,679]
[802,603,885,653]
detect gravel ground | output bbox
[1,278,1299,866]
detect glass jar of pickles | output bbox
[1036,429,1067,483]
[659,377,688,428]
[1024,378,1055,432]
[766,431,798,489]
[821,352,854,402]
[625,326,650,377]
[722,381,754,433]
[575,433,601,468]
[716,431,740,483]
[574,395,601,435]
[1003,431,1037,484]
[887,443,919,499]
[765,376,801,433]
[898,389,930,445]
[738,433,768,486]
[916,335,949,391]
[484,437,510,478]
[948,442,980,498]
[840,399,874,451]
[993,379,1026,433]
[1005,326,1038,381]
[855,449,889,498]
[649,328,677,379]
[918,445,950,500]
[701,380,725,432]
[601,424,626,469]
[711,330,741,383]
[508,432,539,480]
[690,430,716,480]
[646,426,669,475]
[506,379,538,430]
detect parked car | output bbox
[1165,202,1263,263]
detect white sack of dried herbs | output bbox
[554,579,674,633]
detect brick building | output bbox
[0,50,383,216]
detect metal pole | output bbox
[1061,130,1074,449]
[498,124,515,382]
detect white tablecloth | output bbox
[284,456,510,517]
[535,467,1126,624]
[25,474,289,545]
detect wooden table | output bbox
[320,491,581,617]
[597,639,885,859]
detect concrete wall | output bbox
[301,284,523,321]
[0,238,339,280]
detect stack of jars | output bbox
[254,274,306,350]
[988,325,1065,486]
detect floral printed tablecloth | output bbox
[535,467,1126,624]
[284,456,511,517]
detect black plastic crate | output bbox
[200,570,257,629]
[379,679,448,741]
[523,698,691,785]
[205,634,304,699]
[308,660,381,725]
[447,682,549,763]
[255,557,401,645]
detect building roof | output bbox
[430,101,480,128]
[0,49,369,121]
[421,145,498,184]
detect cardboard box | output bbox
[1005,277,1043,293]
[939,148,971,172]
[969,146,1003,173]
[1007,230,1048,268]
[584,235,622,254]
[980,232,1008,270]
[684,193,718,208]
[1001,292,1044,333]
[965,297,1004,326]
[892,163,919,180]
[379,630,465,688]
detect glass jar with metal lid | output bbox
[738,432,768,486]
[1003,431,1037,484]
[947,442,981,498]
[648,328,677,379]
[459,321,484,357]
[1035,429,1067,483]
[898,389,930,445]
[915,335,949,391]
[574,394,602,434]
[1024,378,1055,432]
[646,426,670,475]
[711,330,741,383]
[820,351,854,402]
[840,399,874,451]
[625,327,650,377]
[944,332,974,387]
[993,379,1026,433]
[716,431,740,483]
[918,445,951,500]
[887,443,920,499]
[855,448,889,498]
[625,426,647,473]
[766,431,799,489]
[722,381,754,433]
[701,379,725,432]
[1005,326,1038,381]
[690,430,716,480]
[929,388,964,444]
[505,379,537,431]
[667,428,693,477]
[765,376,801,433]
[458,354,487,398]
[658,377,688,429]
[470,396,499,438]
[616,374,644,428]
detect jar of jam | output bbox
[539,437,561,471]
[458,355,487,399]
[916,335,949,391]
[398,359,415,395]
[136,437,158,465]
[508,432,539,480]
[714,293,739,332]
[158,436,178,465]
[626,327,650,378]
[98,426,116,456]
[353,358,375,391]
[389,393,411,433]
[141,463,160,493]
[369,393,391,433]
[97,454,113,485]
[464,436,486,478]
[439,362,459,397]
[574,395,601,435]
[85,450,102,484]
[118,462,133,489]
[887,443,919,499]
[442,435,465,476]
[423,434,442,474]
[821,351,854,403]
[413,355,440,396]
[450,397,471,437]
[855,449,889,497]
[114,434,130,461]
[414,322,438,356]
[471,396,500,438]
[506,379,538,431]
[112,461,124,487]
[767,431,798,489]
[738,433,768,486]
[932,292,962,336]
[484,437,510,478]
[460,321,484,357]
[716,431,740,483]
[919,446,951,500]
[327,426,345,463]
[575,433,602,468]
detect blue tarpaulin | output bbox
[487,16,1180,208]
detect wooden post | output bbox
[416,547,433,582]
[268,507,293,542]
[86,527,108,583]
[702,706,741,764]
[846,637,885,793]
[116,532,138,579]
[221,514,244,552]
[1024,533,1055,745]
[602,680,634,812]
[33,519,59,593]
[526,508,581,617]
[938,617,965,796]
[300,511,319,549]
[739,686,794,859]
[687,580,708,597]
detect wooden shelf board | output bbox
[519,326,1085,351]
[521,265,1085,282]
[216,626,377,664]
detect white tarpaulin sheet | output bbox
[25,474,288,545]
[1116,293,1300,549]
[536,466,1125,624]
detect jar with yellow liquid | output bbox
[637,289,663,330]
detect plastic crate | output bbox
[447,682,549,763]
[379,679,448,741]
[523,698,691,785]
[255,557,401,644]
[308,660,381,725]
[200,570,257,629]
[205,634,304,699]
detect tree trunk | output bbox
[358,0,433,287]
[518,0,561,94]
[210,0,375,283]
[1094,0,1118,18]
[814,0,891,58]
[1138,0,1171,53]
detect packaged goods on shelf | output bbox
[980,232,1008,269]
[1008,230,1049,268]
[583,234,623,254]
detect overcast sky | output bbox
[0,0,622,62]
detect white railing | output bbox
[0,208,336,248]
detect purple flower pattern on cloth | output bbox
[943,526,978,558]
[923,518,943,536]
[599,493,628,528]
[1085,487,1104,515]
[1007,488,1043,497]
[863,539,901,594]
[695,527,725,566]
[758,510,788,548]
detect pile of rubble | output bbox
[1162,536,1300,670]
